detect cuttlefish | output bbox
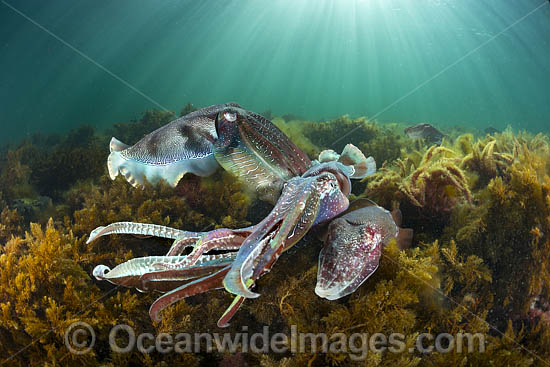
[88,103,413,327]
[404,123,445,145]
[315,200,413,300]
[108,103,311,204]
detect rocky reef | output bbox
[1,108,549,366]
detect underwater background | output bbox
[2,0,550,366]
[1,0,550,143]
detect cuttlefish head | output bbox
[223,167,351,300]
[213,106,312,203]
[315,205,401,300]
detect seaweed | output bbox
[65,172,250,265]
[0,219,202,366]
[0,206,23,245]
[0,152,250,366]
[447,161,550,329]
[302,115,378,153]
[459,136,515,188]
[0,149,36,202]
[365,145,471,236]
[180,102,198,116]
[0,125,108,202]
[358,125,405,168]
[2,109,550,365]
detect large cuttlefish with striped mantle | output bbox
[88,103,412,327]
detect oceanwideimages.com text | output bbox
[65,322,486,360]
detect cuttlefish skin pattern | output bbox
[315,205,399,300]
[108,103,241,188]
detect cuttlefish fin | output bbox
[108,137,130,180]
[110,137,130,152]
[108,134,198,188]
[108,136,151,188]
[153,163,189,187]
[338,144,376,179]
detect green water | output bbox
[1,0,549,143]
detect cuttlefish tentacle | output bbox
[150,269,255,327]
[87,221,191,244]
[139,263,231,293]
[168,227,253,260]
[217,295,246,328]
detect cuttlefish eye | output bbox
[215,110,240,145]
[216,110,238,132]
[223,111,237,122]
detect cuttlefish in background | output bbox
[404,123,445,145]
[315,199,413,300]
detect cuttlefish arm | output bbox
[166,226,254,257]
[108,103,241,188]
[87,221,251,261]
[92,252,236,293]
[223,170,350,299]
[148,270,251,328]
[87,221,196,244]
[149,265,232,322]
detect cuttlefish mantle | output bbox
[108,103,241,187]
